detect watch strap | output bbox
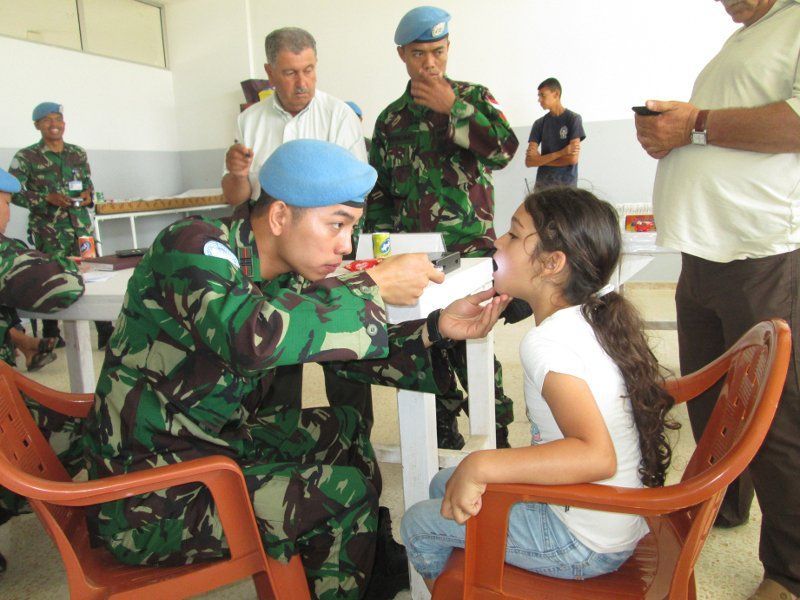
[426,308,456,349]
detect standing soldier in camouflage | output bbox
[366,6,520,449]
[82,140,508,600]
[9,102,112,349]
[0,167,86,574]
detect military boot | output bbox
[436,405,465,450]
[363,506,409,599]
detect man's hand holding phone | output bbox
[634,100,700,159]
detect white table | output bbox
[19,259,497,600]
[618,233,679,330]
[380,258,496,599]
[20,269,134,393]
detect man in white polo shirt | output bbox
[222,27,366,206]
[222,27,374,440]
[635,1,800,598]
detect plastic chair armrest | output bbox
[479,475,736,517]
[4,454,263,559]
[12,373,94,418]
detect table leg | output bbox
[62,320,95,393]
[129,214,138,248]
[465,332,496,450]
[94,218,103,256]
[398,389,438,600]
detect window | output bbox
[0,0,82,50]
[0,0,167,68]
[82,0,165,68]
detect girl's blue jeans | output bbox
[400,467,633,580]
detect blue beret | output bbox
[394,6,450,46]
[0,168,21,194]
[32,102,63,122]
[345,101,362,118]
[259,140,377,207]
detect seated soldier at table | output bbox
[0,166,86,573]
[0,168,84,372]
[82,140,508,600]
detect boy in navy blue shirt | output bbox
[526,78,586,189]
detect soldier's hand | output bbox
[436,288,510,342]
[79,190,93,206]
[225,143,254,177]
[369,253,445,305]
[635,100,699,159]
[45,192,71,208]
[410,69,456,114]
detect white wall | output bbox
[2,1,739,157]
[165,0,252,152]
[165,0,738,150]
[0,35,179,151]
[0,34,183,242]
[159,0,741,281]
[2,1,742,276]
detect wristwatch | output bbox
[691,109,710,146]
[426,309,456,349]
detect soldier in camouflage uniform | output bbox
[9,102,112,347]
[365,7,520,449]
[82,140,509,600]
[0,167,86,572]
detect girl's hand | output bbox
[441,455,487,525]
[439,288,511,341]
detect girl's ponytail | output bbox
[525,188,678,487]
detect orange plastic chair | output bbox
[0,360,309,599]
[433,318,791,600]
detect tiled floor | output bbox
[0,284,765,599]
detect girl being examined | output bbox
[401,187,677,588]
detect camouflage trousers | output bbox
[435,342,514,428]
[433,247,513,428]
[30,209,92,257]
[0,393,84,522]
[89,406,380,600]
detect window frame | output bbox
[0,0,169,70]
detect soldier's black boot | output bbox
[436,405,465,450]
[496,425,510,449]
[0,550,6,573]
[363,506,409,600]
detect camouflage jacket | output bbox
[9,140,94,254]
[365,78,519,256]
[84,214,449,480]
[0,234,85,364]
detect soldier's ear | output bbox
[397,46,406,63]
[267,200,291,236]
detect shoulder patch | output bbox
[203,240,240,268]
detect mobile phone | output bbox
[632,105,662,116]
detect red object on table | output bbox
[345,259,382,272]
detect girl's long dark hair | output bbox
[524,187,678,487]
